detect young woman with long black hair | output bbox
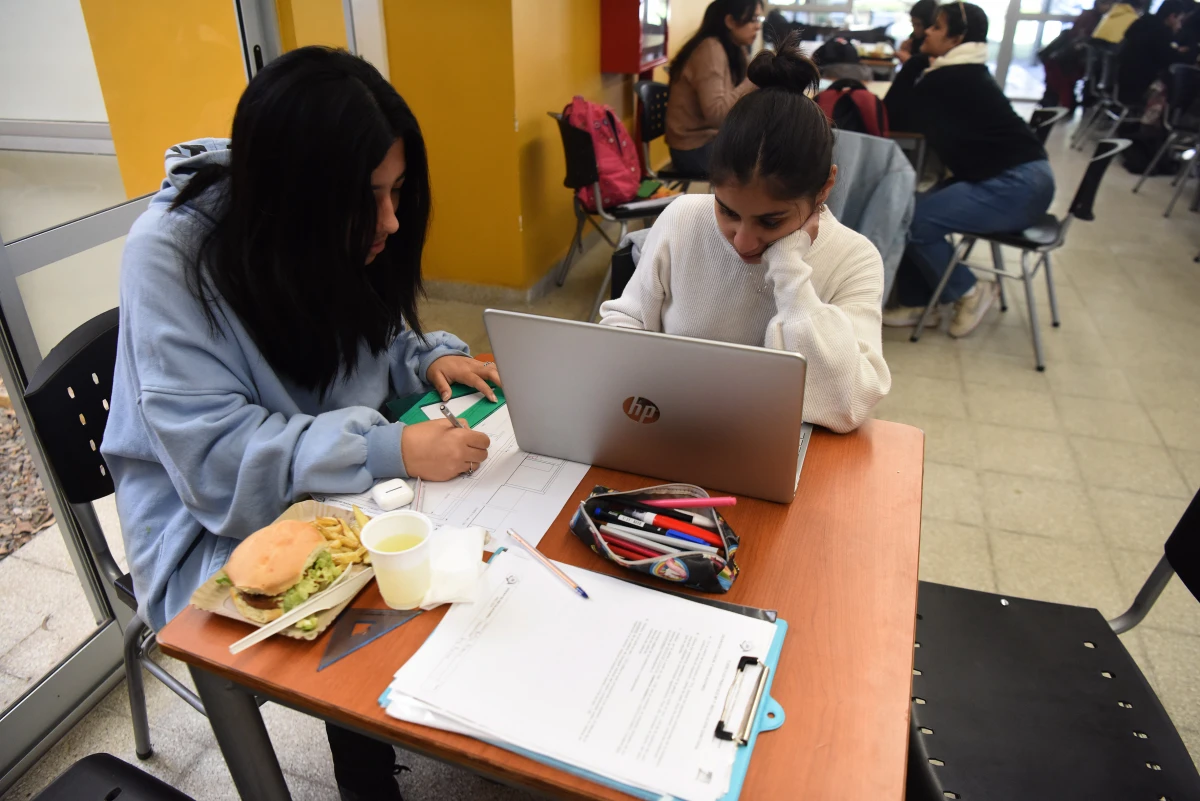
[883,2,1055,337]
[102,47,496,799]
[601,37,891,433]
[665,0,764,174]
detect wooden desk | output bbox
[158,420,924,800]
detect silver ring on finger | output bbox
[483,361,495,367]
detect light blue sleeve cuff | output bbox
[417,341,471,387]
[366,422,408,479]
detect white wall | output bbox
[0,0,108,122]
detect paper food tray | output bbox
[189,500,374,641]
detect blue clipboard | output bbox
[378,548,788,801]
[491,619,788,801]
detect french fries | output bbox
[313,506,372,566]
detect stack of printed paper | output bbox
[380,549,779,801]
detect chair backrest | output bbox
[610,242,637,300]
[1068,138,1131,221]
[24,308,118,504]
[549,112,600,191]
[1029,107,1068,146]
[1166,64,1200,129]
[1165,488,1200,604]
[634,80,670,144]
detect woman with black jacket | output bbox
[883,2,1056,337]
[886,0,938,132]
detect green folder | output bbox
[388,382,505,428]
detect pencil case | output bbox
[568,483,739,593]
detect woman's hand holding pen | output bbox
[402,419,490,481]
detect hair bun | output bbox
[746,32,821,96]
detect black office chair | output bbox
[1072,43,1139,151]
[23,308,205,760]
[1132,64,1200,217]
[31,753,194,800]
[1030,106,1070,146]
[906,489,1200,801]
[608,241,638,306]
[911,138,1131,371]
[633,80,708,190]
[548,112,676,321]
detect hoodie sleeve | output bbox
[117,214,418,541]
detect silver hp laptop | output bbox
[484,310,810,503]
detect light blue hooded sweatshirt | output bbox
[101,139,469,630]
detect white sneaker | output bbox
[882,305,941,328]
[949,283,1000,338]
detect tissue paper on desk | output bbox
[419,526,487,609]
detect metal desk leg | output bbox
[189,666,291,801]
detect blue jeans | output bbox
[897,160,1056,306]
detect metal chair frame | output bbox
[1072,45,1138,151]
[910,139,1131,371]
[548,111,674,321]
[23,308,205,760]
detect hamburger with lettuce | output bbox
[216,520,343,624]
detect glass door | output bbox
[994,0,1086,99]
[0,0,271,789]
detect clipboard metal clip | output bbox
[715,655,770,745]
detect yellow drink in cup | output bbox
[361,511,433,610]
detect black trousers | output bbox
[326,722,404,800]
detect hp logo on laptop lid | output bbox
[623,396,660,424]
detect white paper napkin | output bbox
[419,526,486,609]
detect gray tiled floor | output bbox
[4,117,1200,798]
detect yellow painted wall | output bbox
[382,1,525,287]
[80,0,246,198]
[511,0,633,289]
[276,0,348,50]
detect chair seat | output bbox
[607,196,677,219]
[115,572,137,610]
[963,213,1063,249]
[33,753,194,801]
[655,163,707,182]
[909,582,1200,801]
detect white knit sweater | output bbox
[598,195,891,433]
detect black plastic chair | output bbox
[911,138,1131,371]
[609,241,638,305]
[31,753,194,800]
[1132,64,1200,217]
[548,112,676,321]
[1072,42,1138,151]
[23,308,205,760]
[1030,106,1069,146]
[633,80,708,189]
[906,489,1200,801]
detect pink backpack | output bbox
[564,95,641,212]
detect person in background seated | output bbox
[1117,0,1192,106]
[101,47,497,801]
[1092,0,1143,43]
[886,0,939,132]
[666,0,763,175]
[883,2,1055,337]
[898,0,939,63]
[601,36,891,433]
[813,37,874,82]
[1039,0,1113,110]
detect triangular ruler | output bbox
[317,608,422,671]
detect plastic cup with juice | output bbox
[361,511,433,610]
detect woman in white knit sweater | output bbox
[599,36,891,433]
